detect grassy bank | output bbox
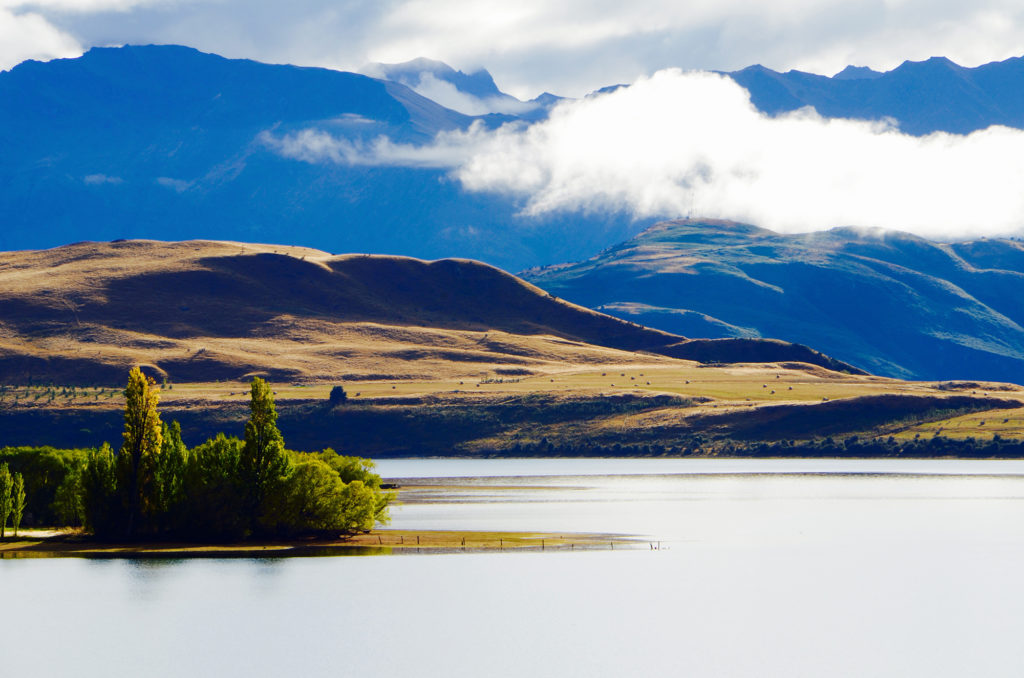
[0,529,642,559]
[3,364,1023,454]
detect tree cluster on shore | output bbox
[497,433,1024,458]
[0,463,27,537]
[0,368,391,540]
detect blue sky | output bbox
[4,0,1024,97]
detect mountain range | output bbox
[0,44,639,273]
[523,219,1024,382]
[4,45,1024,382]
[730,56,1024,135]
[6,46,1024,271]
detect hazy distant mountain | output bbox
[0,45,638,271]
[522,219,1024,383]
[363,57,558,118]
[728,56,1024,135]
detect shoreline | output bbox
[0,529,645,559]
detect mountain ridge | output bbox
[0,44,646,271]
[522,219,1024,383]
[727,54,1024,134]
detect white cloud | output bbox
[1,0,174,12]
[267,69,1024,239]
[258,127,493,169]
[403,72,537,116]
[10,0,1024,99]
[0,7,80,70]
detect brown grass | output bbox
[0,239,859,386]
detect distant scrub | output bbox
[0,368,392,539]
[493,434,1024,459]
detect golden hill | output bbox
[0,239,857,384]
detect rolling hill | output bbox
[3,239,1022,454]
[0,239,857,385]
[521,219,1024,384]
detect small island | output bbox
[0,368,639,558]
[1,368,392,548]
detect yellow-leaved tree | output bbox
[117,366,163,537]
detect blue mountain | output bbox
[522,219,1024,383]
[365,57,562,118]
[0,44,640,271]
[729,56,1024,135]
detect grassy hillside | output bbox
[522,219,1024,384]
[4,238,1020,456]
[0,239,857,385]
[2,365,1021,453]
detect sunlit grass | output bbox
[890,407,1024,440]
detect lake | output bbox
[5,458,1024,677]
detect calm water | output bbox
[5,458,1024,677]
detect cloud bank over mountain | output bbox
[267,69,1024,239]
[7,0,1024,98]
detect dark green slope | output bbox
[522,219,1024,383]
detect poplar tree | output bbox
[154,421,188,533]
[240,377,290,534]
[0,464,11,537]
[83,443,118,537]
[11,473,25,537]
[117,367,163,537]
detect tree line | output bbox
[488,433,1024,458]
[0,463,26,537]
[0,368,392,540]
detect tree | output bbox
[240,378,290,534]
[52,466,85,527]
[154,421,188,533]
[11,473,25,537]
[0,464,12,538]
[280,459,348,532]
[82,443,118,537]
[182,434,246,539]
[117,367,163,538]
[328,385,347,405]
